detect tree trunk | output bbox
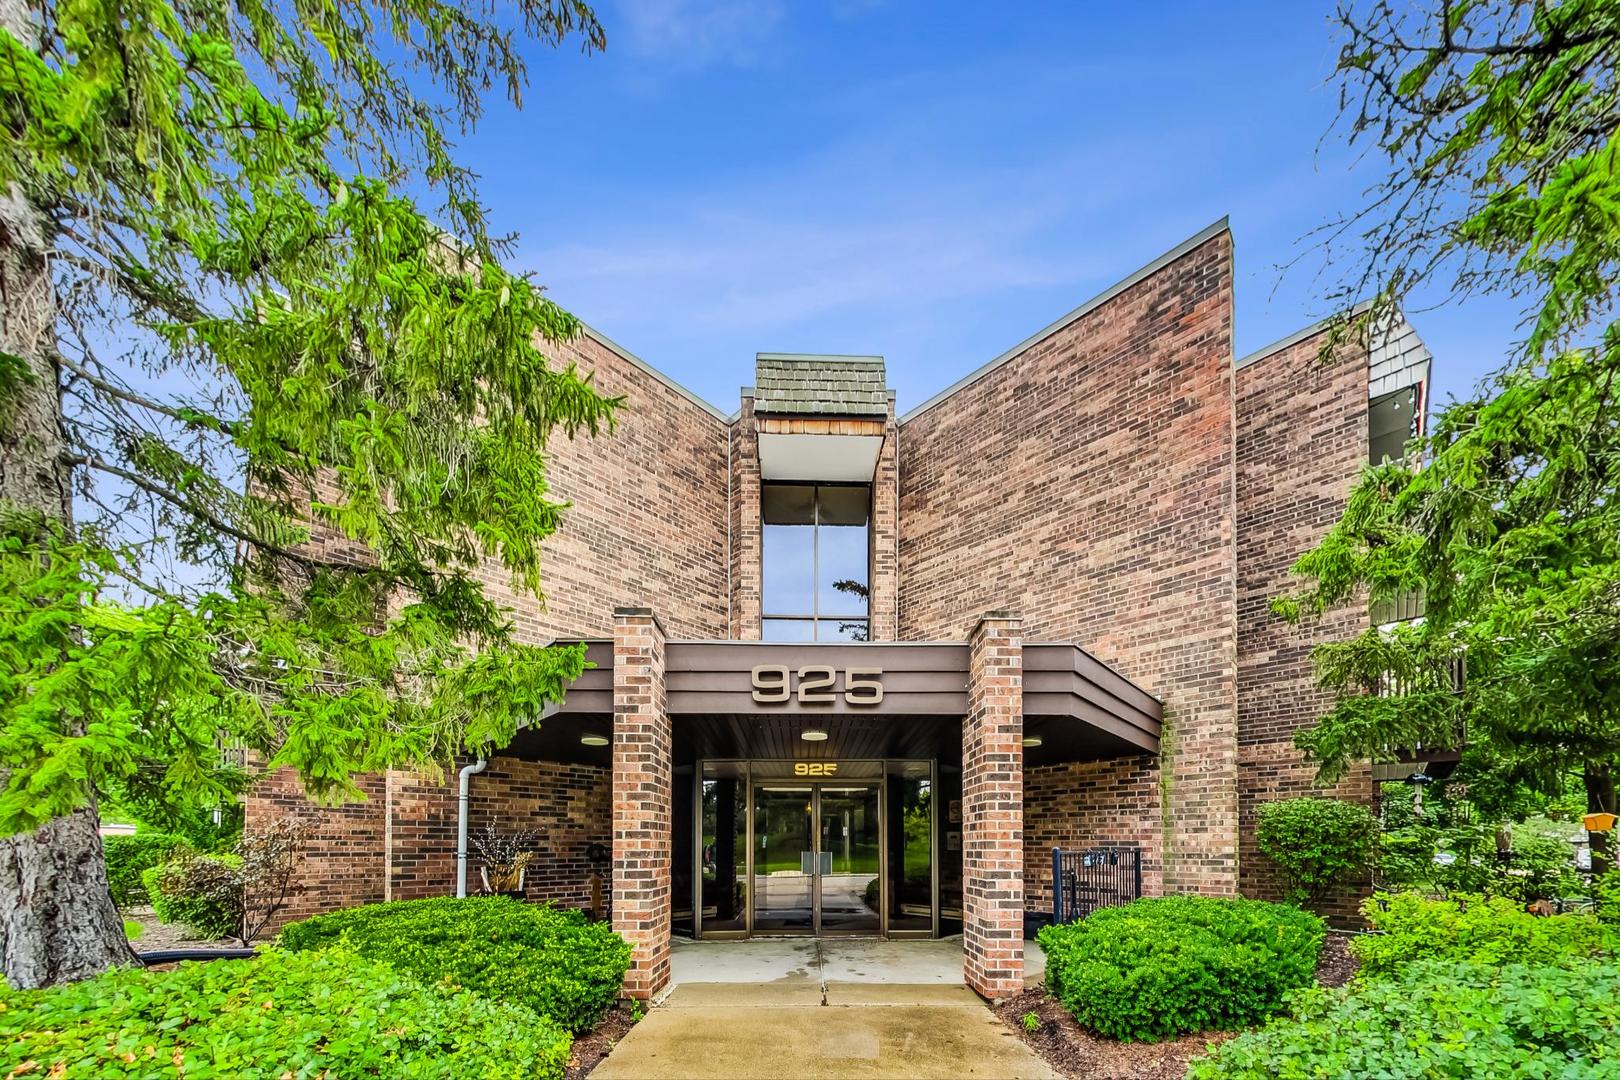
[1587,765,1616,878]
[0,0,138,987]
[0,804,137,986]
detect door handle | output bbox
[800,851,814,875]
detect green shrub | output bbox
[1037,896,1324,1042]
[1596,868,1620,926]
[1255,797,1377,906]
[102,831,186,907]
[0,946,571,1079]
[1187,959,1620,1079]
[279,896,630,1032]
[142,852,243,939]
[1377,819,1584,902]
[1353,891,1616,976]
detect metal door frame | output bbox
[808,782,883,937]
[692,759,938,940]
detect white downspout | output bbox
[455,757,488,898]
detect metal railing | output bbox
[1052,846,1143,925]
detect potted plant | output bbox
[471,823,537,899]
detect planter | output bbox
[479,865,526,897]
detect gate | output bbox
[1051,846,1142,924]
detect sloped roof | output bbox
[752,353,889,416]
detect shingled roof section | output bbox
[752,353,890,416]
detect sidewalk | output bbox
[591,939,1057,1080]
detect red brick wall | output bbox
[900,229,1240,895]
[247,328,725,921]
[248,761,609,932]
[474,331,730,643]
[1235,329,1374,922]
[386,759,610,911]
[1023,757,1162,912]
[244,768,386,927]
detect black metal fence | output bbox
[1052,846,1143,925]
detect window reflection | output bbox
[700,766,746,933]
[761,483,870,641]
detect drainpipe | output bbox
[455,757,488,898]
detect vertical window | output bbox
[1369,386,1418,465]
[1368,384,1427,623]
[762,483,870,641]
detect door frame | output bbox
[691,759,939,940]
[804,781,883,937]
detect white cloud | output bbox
[609,0,787,68]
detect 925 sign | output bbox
[751,665,883,705]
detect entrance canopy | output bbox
[504,639,1162,768]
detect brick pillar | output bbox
[963,611,1024,998]
[868,401,899,642]
[612,607,672,1000]
[728,398,762,640]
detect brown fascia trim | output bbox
[1233,298,1377,371]
[898,216,1233,424]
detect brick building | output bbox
[247,218,1432,1000]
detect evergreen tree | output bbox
[1279,0,1620,871]
[0,0,615,986]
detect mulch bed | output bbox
[992,992,1233,1080]
[1315,930,1360,988]
[999,930,1364,1078]
[122,906,243,956]
[566,1006,637,1080]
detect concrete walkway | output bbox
[592,939,1057,1080]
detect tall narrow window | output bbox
[762,483,870,641]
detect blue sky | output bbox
[455,0,1521,414]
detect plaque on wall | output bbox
[948,799,962,824]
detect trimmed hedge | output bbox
[0,947,572,1079]
[279,896,630,1032]
[1187,958,1620,1079]
[1353,892,1617,976]
[103,831,186,907]
[142,852,243,938]
[1037,896,1324,1042]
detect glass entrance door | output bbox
[750,782,881,935]
[818,786,881,934]
[753,785,814,932]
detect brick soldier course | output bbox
[247,217,1433,997]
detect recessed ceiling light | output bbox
[581,734,610,747]
[1022,735,1043,748]
[800,728,829,742]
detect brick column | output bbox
[611,607,672,1000]
[868,401,900,641]
[728,398,762,640]
[963,611,1024,998]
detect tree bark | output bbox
[1587,764,1616,878]
[0,0,139,987]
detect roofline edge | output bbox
[898,215,1232,424]
[1233,298,1379,370]
[577,323,731,422]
